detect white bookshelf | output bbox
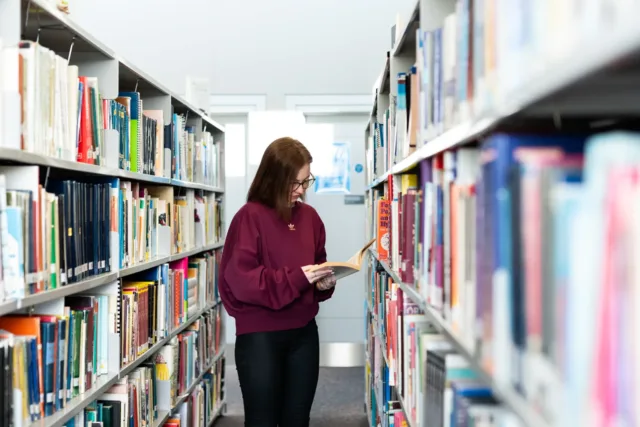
[364,0,638,427]
[0,0,227,426]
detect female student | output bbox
[219,136,337,427]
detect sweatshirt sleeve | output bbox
[313,213,335,302]
[223,209,311,310]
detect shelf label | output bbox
[344,195,365,205]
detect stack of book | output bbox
[0,247,224,427]
[10,41,222,187]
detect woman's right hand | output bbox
[301,265,333,284]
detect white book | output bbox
[1,42,21,151]
[442,12,457,130]
[67,64,79,161]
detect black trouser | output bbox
[235,319,320,427]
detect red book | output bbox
[77,76,94,164]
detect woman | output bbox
[219,136,337,427]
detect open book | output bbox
[308,238,376,280]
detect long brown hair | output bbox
[247,137,313,222]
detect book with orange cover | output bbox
[377,199,390,259]
[0,316,44,416]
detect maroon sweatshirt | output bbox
[219,201,335,335]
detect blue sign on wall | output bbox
[314,142,351,194]
[354,163,363,173]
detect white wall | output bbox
[304,114,368,346]
[69,0,416,108]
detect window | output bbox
[304,123,351,194]
[246,112,350,194]
[247,111,306,165]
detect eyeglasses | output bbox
[292,175,316,191]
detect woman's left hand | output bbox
[316,274,337,291]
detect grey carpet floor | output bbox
[214,366,369,427]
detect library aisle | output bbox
[218,367,369,427]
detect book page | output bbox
[311,238,376,274]
[346,252,359,265]
[329,265,361,281]
[352,238,375,265]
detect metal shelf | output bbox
[391,0,420,58]
[206,401,227,427]
[0,242,225,316]
[118,255,173,278]
[170,241,224,260]
[0,272,118,316]
[3,2,228,426]
[170,348,226,410]
[27,372,120,427]
[367,250,550,427]
[397,394,415,427]
[366,117,496,189]
[0,148,225,192]
[367,8,640,189]
[153,351,226,427]
[120,300,222,377]
[422,306,549,427]
[171,179,224,193]
[152,410,171,427]
[23,0,224,134]
[26,304,225,427]
[23,0,116,58]
[170,94,225,134]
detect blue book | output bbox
[56,318,66,411]
[41,322,55,416]
[29,337,39,420]
[66,311,74,402]
[449,380,493,427]
[480,133,587,386]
